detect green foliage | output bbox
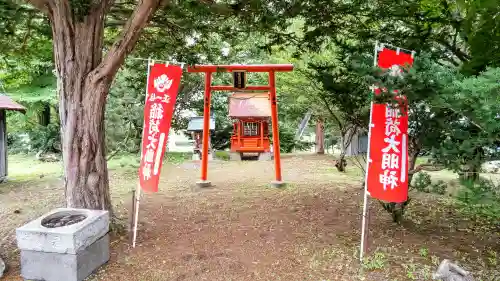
[431,67,500,176]
[214,150,229,161]
[413,172,432,192]
[105,60,147,154]
[412,172,448,195]
[430,180,447,195]
[27,123,60,153]
[456,177,500,220]
[274,124,311,153]
[211,124,232,151]
[457,178,500,205]
[1,0,499,223]
[69,0,91,21]
[271,0,499,75]
[165,152,192,164]
[362,252,387,270]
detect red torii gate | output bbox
[187,64,294,188]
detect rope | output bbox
[228,93,269,100]
[127,56,187,69]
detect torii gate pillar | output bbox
[187,64,294,188]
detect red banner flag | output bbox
[366,47,413,203]
[139,63,183,192]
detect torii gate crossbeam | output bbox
[187,64,294,188]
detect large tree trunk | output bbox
[407,150,419,186]
[51,1,112,210]
[315,118,325,154]
[39,0,162,210]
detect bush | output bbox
[413,172,432,192]
[215,150,229,161]
[457,177,500,205]
[455,178,500,220]
[27,123,61,153]
[274,125,312,153]
[412,172,447,195]
[430,180,447,195]
[7,133,29,154]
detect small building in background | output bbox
[186,116,215,160]
[0,95,26,182]
[344,128,368,156]
[228,92,271,161]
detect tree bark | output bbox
[315,118,325,154]
[49,1,112,210]
[336,125,357,172]
[407,150,419,186]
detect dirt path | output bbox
[1,154,499,280]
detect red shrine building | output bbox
[228,92,272,161]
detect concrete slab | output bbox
[16,208,109,254]
[196,180,212,188]
[20,234,110,281]
[270,181,286,188]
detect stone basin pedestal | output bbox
[16,208,110,281]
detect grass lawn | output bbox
[0,153,499,280]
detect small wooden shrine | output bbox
[0,95,26,182]
[228,92,271,161]
[187,115,215,160]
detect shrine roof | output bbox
[228,92,271,118]
[0,95,26,113]
[187,116,215,131]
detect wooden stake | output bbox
[128,189,136,244]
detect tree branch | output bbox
[98,0,164,78]
[25,0,50,14]
[317,93,344,131]
[20,17,33,52]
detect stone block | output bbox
[20,234,110,281]
[196,180,212,188]
[433,259,475,281]
[270,181,286,188]
[16,208,109,254]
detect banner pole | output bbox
[132,58,153,248]
[360,41,379,262]
[132,185,141,248]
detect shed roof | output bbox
[228,92,271,118]
[0,95,26,113]
[187,116,215,131]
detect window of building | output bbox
[243,122,259,136]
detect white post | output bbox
[359,41,379,262]
[132,58,153,248]
[132,186,141,248]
